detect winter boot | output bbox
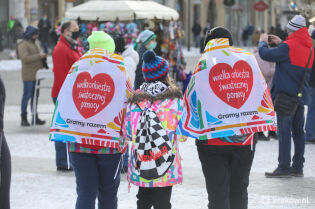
[268,131,278,140]
[32,114,46,125]
[257,132,269,141]
[21,115,30,127]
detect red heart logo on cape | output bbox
[209,60,253,109]
[72,72,115,119]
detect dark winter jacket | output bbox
[0,76,5,133]
[134,45,147,90]
[0,75,11,209]
[258,27,314,105]
[52,35,81,98]
[0,75,5,157]
[192,24,202,36]
[309,30,315,87]
[38,19,51,42]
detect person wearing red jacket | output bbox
[259,15,314,178]
[52,20,81,171]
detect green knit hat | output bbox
[88,31,115,53]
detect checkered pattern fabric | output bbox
[133,106,174,180]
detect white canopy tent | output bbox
[65,0,179,21]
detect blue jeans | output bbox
[194,34,200,48]
[41,40,48,53]
[305,87,315,141]
[21,81,39,116]
[52,97,70,168]
[70,152,122,209]
[277,104,305,172]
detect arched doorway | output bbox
[207,0,217,27]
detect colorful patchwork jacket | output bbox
[122,84,187,187]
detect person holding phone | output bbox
[259,15,314,178]
[17,26,46,127]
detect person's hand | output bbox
[268,34,282,45]
[40,53,47,58]
[259,33,268,43]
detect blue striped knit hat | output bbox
[142,51,169,82]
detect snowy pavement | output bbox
[4,105,315,209]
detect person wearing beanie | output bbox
[113,34,140,73]
[204,26,233,47]
[113,35,139,174]
[134,30,157,90]
[142,50,169,82]
[259,15,314,178]
[122,50,187,209]
[190,26,264,209]
[51,30,131,209]
[287,15,306,32]
[17,25,47,127]
[88,31,115,52]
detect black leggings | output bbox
[137,186,173,209]
[197,145,255,209]
[0,135,11,209]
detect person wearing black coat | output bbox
[38,14,51,53]
[0,27,3,52]
[192,22,202,48]
[133,30,157,90]
[0,75,11,209]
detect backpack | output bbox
[133,104,175,180]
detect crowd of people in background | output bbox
[2,9,315,209]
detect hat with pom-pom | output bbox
[142,50,169,82]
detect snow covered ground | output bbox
[1,50,314,209]
[0,56,53,72]
[3,105,315,209]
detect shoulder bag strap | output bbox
[298,47,313,98]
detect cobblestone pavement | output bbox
[1,52,315,209]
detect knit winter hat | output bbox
[204,27,233,47]
[88,31,115,53]
[113,35,126,54]
[142,51,169,82]
[134,30,156,50]
[287,15,306,32]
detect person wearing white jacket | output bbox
[113,35,139,172]
[114,35,139,85]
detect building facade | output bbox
[1,0,315,48]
